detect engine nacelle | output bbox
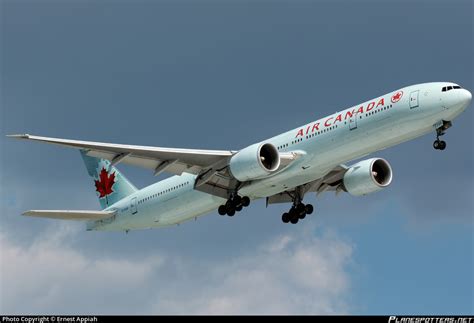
[229,143,280,181]
[343,158,393,196]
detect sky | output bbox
[0,0,473,315]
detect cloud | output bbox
[152,229,353,315]
[0,223,163,314]
[0,224,353,314]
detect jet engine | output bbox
[229,143,280,181]
[343,158,393,196]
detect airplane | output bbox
[8,82,471,231]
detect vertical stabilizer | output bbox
[80,150,137,209]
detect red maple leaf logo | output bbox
[391,91,403,103]
[95,167,116,198]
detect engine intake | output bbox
[343,158,393,196]
[229,143,280,181]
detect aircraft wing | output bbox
[9,134,300,199]
[266,165,348,205]
[8,134,234,176]
[23,210,116,220]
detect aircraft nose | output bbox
[459,89,472,106]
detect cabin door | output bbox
[130,197,137,215]
[349,112,358,130]
[409,90,419,109]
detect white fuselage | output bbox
[89,82,471,231]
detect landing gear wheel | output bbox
[296,204,306,214]
[227,208,235,216]
[233,195,242,205]
[305,204,314,215]
[433,140,440,150]
[235,205,243,212]
[438,140,446,150]
[218,205,227,216]
[241,196,250,207]
[295,204,305,218]
[282,213,290,223]
[290,217,299,224]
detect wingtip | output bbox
[6,134,30,139]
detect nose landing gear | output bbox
[433,139,446,150]
[433,120,451,151]
[433,128,447,151]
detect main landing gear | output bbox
[281,201,314,224]
[218,195,250,216]
[433,121,451,151]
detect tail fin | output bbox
[80,150,137,209]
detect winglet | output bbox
[6,134,30,139]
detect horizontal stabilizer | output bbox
[23,210,116,220]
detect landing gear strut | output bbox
[218,195,250,217]
[281,191,314,224]
[433,121,451,151]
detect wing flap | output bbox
[266,164,349,205]
[23,210,116,220]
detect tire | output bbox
[241,196,250,207]
[439,141,446,150]
[305,204,314,215]
[282,213,290,223]
[289,207,297,218]
[233,195,242,205]
[299,212,306,219]
[290,217,299,224]
[433,140,439,150]
[227,208,235,216]
[235,205,243,212]
[296,203,306,214]
[218,205,227,216]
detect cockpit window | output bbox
[442,85,462,92]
